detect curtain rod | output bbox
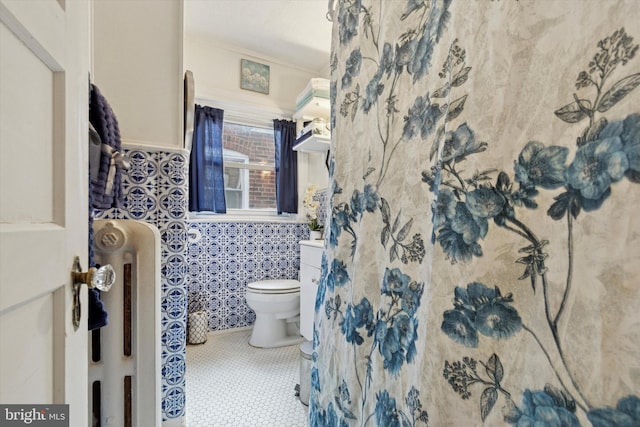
[195,96,294,123]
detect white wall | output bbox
[184,34,331,206]
[184,33,327,117]
[92,0,183,149]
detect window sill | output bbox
[188,210,303,223]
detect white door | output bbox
[0,0,89,425]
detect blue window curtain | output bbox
[273,119,298,214]
[189,105,226,213]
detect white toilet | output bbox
[245,279,304,348]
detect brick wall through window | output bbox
[223,122,276,209]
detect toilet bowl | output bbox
[245,279,304,348]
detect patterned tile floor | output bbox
[186,329,309,427]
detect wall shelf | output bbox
[293,134,330,153]
[293,97,330,120]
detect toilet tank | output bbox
[299,240,323,341]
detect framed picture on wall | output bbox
[240,59,270,94]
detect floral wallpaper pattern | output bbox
[311,1,640,426]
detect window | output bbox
[222,149,249,209]
[222,122,276,211]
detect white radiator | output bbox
[89,220,161,427]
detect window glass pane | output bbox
[223,122,275,166]
[225,189,243,209]
[248,169,275,209]
[224,166,243,189]
[223,122,276,210]
[223,166,245,209]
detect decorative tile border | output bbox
[94,147,188,421]
[186,221,310,332]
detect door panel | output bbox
[0,293,55,403]
[0,0,89,425]
[0,24,58,223]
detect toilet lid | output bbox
[247,279,300,294]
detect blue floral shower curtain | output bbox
[311,1,640,426]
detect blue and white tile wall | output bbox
[314,188,328,228]
[95,147,188,422]
[185,221,310,331]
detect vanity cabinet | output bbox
[299,240,323,341]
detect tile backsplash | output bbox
[186,221,310,331]
[94,145,316,421]
[95,147,189,421]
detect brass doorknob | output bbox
[72,264,116,292]
[71,256,116,331]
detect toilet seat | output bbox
[247,279,300,294]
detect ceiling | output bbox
[184,0,333,73]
